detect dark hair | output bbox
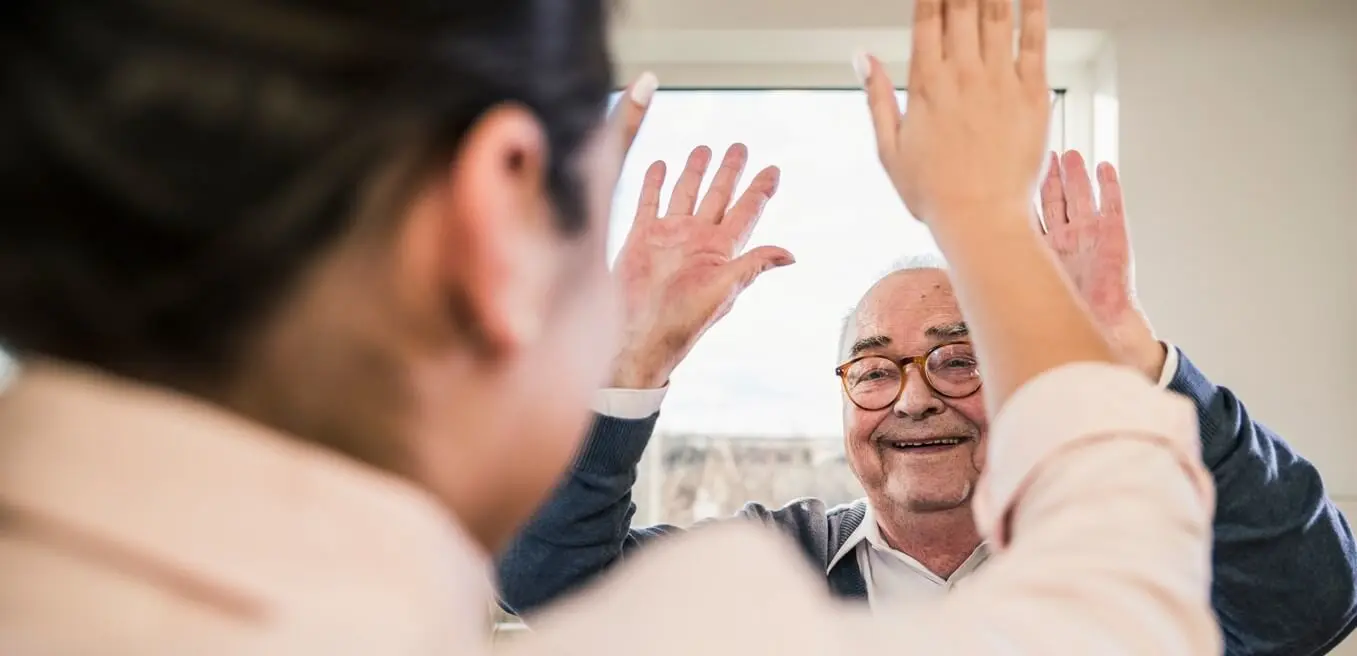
[0,1,613,384]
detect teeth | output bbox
[888,438,963,448]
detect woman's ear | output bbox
[430,104,561,357]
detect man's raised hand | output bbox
[610,144,794,389]
[1039,151,1165,379]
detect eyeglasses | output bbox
[833,342,982,411]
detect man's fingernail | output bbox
[852,51,872,86]
[630,71,659,106]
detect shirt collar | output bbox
[827,500,878,572]
[1156,342,1180,388]
[0,360,491,634]
[826,501,991,575]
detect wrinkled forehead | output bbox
[840,268,965,357]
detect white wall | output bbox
[1116,17,1357,649]
[1118,15,1357,492]
[1116,16,1357,650]
[616,0,1357,650]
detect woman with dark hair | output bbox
[0,1,647,651]
[1,0,1217,654]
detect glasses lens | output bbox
[843,356,902,410]
[925,343,981,397]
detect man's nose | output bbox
[892,367,945,419]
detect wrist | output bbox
[609,350,670,389]
[1107,315,1165,380]
[926,197,1034,231]
[927,201,1044,257]
[1135,341,1169,382]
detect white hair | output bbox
[884,251,949,275]
[837,251,950,357]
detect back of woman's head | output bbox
[0,1,622,551]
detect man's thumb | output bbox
[726,246,796,290]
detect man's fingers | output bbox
[979,0,1016,68]
[609,72,658,160]
[1017,0,1049,87]
[1096,162,1124,220]
[697,144,749,222]
[856,52,903,161]
[724,245,797,292]
[1061,150,1097,221]
[944,0,983,70]
[720,166,781,252]
[633,160,666,224]
[666,146,713,217]
[1039,151,1067,225]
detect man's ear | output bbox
[437,104,560,357]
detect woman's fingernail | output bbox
[852,51,872,85]
[630,71,659,106]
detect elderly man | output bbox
[497,144,1357,655]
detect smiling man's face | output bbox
[840,268,987,518]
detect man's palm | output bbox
[615,219,761,339]
[1040,151,1163,377]
[1040,151,1139,327]
[611,144,792,389]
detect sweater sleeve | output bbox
[495,413,833,617]
[496,413,679,616]
[1171,349,1357,655]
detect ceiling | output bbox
[611,0,1354,31]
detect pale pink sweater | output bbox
[0,361,1219,654]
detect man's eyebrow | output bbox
[846,322,966,358]
[924,321,969,340]
[848,335,891,357]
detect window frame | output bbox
[615,84,1070,150]
[611,30,1107,159]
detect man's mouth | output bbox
[881,437,972,453]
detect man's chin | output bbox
[879,476,976,513]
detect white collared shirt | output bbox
[826,504,991,608]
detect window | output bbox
[497,85,1078,631]
[611,89,1068,526]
